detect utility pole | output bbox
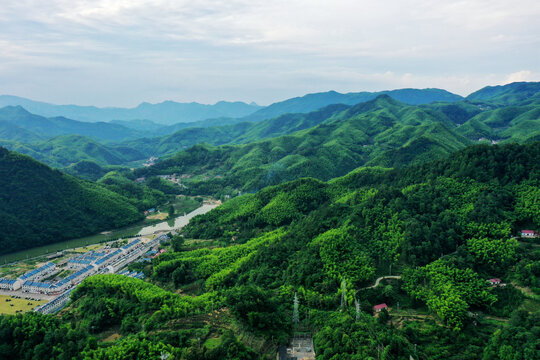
[340,278,347,311]
[293,292,299,325]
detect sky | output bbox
[1,0,539,107]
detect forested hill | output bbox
[242,88,462,122]
[466,81,540,105]
[0,96,262,124]
[0,147,143,254]
[0,105,143,142]
[136,95,474,194]
[1,142,538,359]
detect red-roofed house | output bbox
[488,278,501,286]
[152,249,167,259]
[521,230,538,238]
[373,303,388,312]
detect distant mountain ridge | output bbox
[136,95,474,193]
[242,88,463,122]
[0,95,263,124]
[0,106,143,142]
[466,82,540,105]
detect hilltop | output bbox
[0,147,143,254]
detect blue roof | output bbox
[19,262,55,280]
[68,259,92,264]
[95,249,122,265]
[56,265,94,287]
[0,278,17,285]
[23,281,53,288]
[121,239,141,251]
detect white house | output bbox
[0,278,21,291]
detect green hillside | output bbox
[457,104,540,143]
[466,81,540,105]
[137,96,473,194]
[3,143,538,359]
[0,106,143,142]
[3,135,146,168]
[0,147,143,254]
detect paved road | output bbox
[358,275,402,291]
[0,289,55,301]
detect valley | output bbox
[0,82,539,359]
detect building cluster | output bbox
[0,262,57,291]
[67,251,106,270]
[0,238,151,296]
[119,269,145,279]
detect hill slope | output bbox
[0,147,143,254]
[243,88,462,122]
[0,106,143,142]
[466,81,540,105]
[137,96,473,193]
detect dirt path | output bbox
[358,275,402,291]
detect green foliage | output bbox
[483,311,540,360]
[98,171,167,211]
[71,275,221,332]
[466,237,517,272]
[224,285,290,341]
[313,226,375,284]
[0,312,91,360]
[312,310,414,360]
[0,147,143,254]
[403,259,497,330]
[82,337,177,359]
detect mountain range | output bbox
[1,82,540,183]
[0,95,263,124]
[0,87,462,126]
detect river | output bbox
[137,202,219,235]
[0,201,220,264]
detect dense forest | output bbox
[1,142,538,359]
[2,82,539,184]
[0,147,144,254]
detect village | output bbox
[0,233,171,315]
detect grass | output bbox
[203,336,222,349]
[0,295,47,315]
[166,195,204,215]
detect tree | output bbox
[168,205,175,218]
[171,235,185,252]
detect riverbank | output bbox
[0,199,220,265]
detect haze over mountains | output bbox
[1,82,539,183]
[0,95,263,125]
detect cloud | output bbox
[1,0,540,105]
[504,70,538,84]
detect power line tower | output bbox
[293,292,299,325]
[340,278,347,311]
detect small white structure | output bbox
[521,230,538,238]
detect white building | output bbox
[18,262,56,282]
[22,281,54,294]
[0,278,21,291]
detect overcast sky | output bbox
[1,0,539,107]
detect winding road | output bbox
[357,275,402,291]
